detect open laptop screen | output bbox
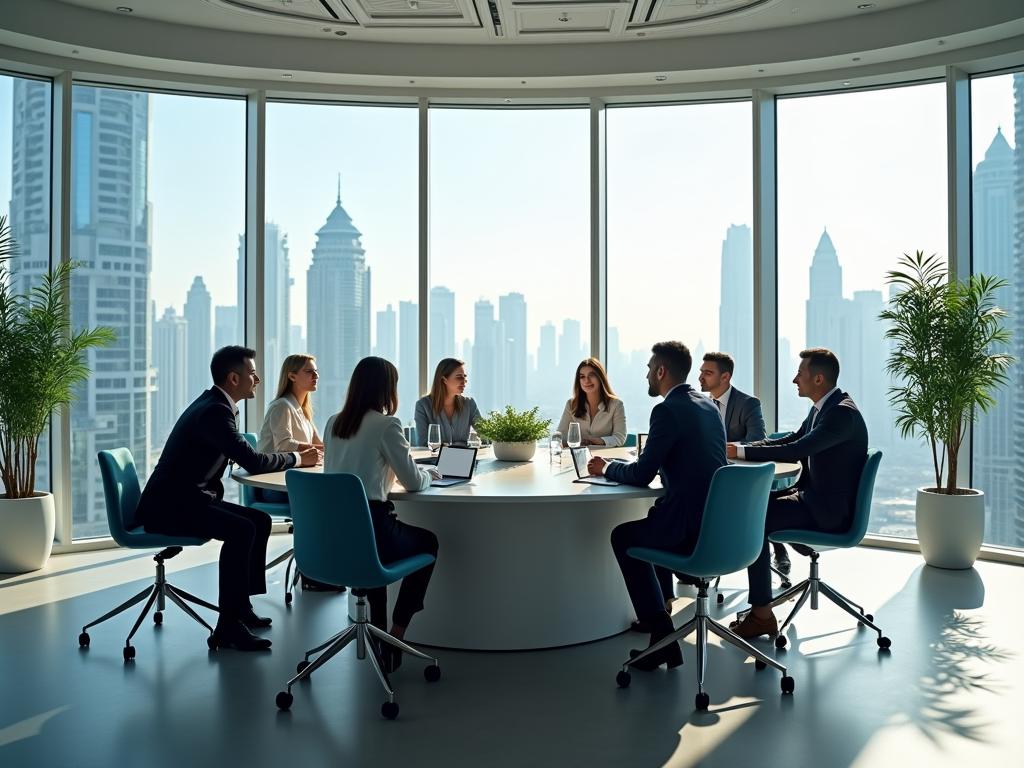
[434,445,477,480]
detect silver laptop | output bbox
[430,445,478,487]
[569,447,620,486]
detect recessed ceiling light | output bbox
[504,99,512,104]
[410,80,416,84]
[636,32,645,37]
[937,39,945,46]
[334,30,348,36]
[72,49,79,55]
[521,80,526,84]
[791,7,800,12]
[655,75,667,82]
[322,27,331,32]
[843,81,851,86]
[857,3,875,8]
[281,74,292,79]
[852,57,861,61]
[115,6,133,11]
[758,69,764,73]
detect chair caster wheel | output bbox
[695,692,710,710]
[775,635,788,649]
[781,676,795,694]
[424,664,441,682]
[276,691,293,710]
[123,645,136,661]
[337,585,347,593]
[79,632,90,648]
[153,611,162,625]
[755,660,766,670]
[296,659,310,675]
[381,701,400,720]
[865,613,873,622]
[616,671,631,688]
[207,635,218,651]
[716,593,724,604]
[284,592,292,605]
[877,636,891,650]
[779,579,792,590]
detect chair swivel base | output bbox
[78,546,219,661]
[770,551,891,651]
[616,582,794,711]
[275,587,441,719]
[265,548,301,605]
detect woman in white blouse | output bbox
[257,354,323,503]
[323,356,440,673]
[556,358,627,447]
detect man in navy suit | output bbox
[726,348,868,639]
[698,351,794,573]
[588,341,727,670]
[137,346,319,651]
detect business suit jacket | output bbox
[723,386,766,443]
[743,389,868,529]
[137,388,297,527]
[604,384,727,551]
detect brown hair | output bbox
[799,348,840,387]
[331,357,399,440]
[429,358,467,418]
[702,351,735,377]
[569,358,618,418]
[275,354,316,422]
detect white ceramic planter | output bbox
[491,441,537,462]
[915,487,985,570]
[0,492,56,573]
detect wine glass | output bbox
[566,422,582,449]
[427,423,442,457]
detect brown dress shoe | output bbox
[731,610,778,640]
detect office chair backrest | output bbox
[841,449,883,546]
[285,470,391,590]
[97,448,142,546]
[769,431,792,440]
[683,462,775,578]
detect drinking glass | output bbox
[549,431,562,462]
[427,423,442,456]
[467,429,482,450]
[567,422,582,449]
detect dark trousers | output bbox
[145,501,271,619]
[747,490,848,606]
[611,517,693,621]
[367,501,439,629]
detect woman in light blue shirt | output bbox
[414,358,481,447]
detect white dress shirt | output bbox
[556,397,627,447]
[323,410,432,502]
[216,385,301,465]
[712,385,732,420]
[258,393,322,452]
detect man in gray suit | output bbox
[699,352,791,574]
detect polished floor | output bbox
[0,540,1021,768]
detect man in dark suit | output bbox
[726,347,868,639]
[588,341,727,670]
[698,351,795,573]
[137,346,319,651]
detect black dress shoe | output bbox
[629,610,683,671]
[773,547,792,575]
[240,610,272,629]
[630,620,651,633]
[213,620,272,651]
[376,641,402,673]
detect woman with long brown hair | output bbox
[555,358,627,447]
[413,357,481,447]
[322,356,440,673]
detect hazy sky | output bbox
[0,73,1017,365]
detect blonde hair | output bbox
[569,358,618,418]
[429,358,467,418]
[276,354,316,422]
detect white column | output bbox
[752,89,779,432]
[245,90,267,431]
[418,97,431,397]
[590,97,607,364]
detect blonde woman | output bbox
[556,358,627,447]
[413,358,481,447]
[257,354,323,502]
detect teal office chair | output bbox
[78,449,219,661]
[239,433,300,604]
[768,449,890,651]
[624,433,637,448]
[274,471,441,720]
[617,462,794,710]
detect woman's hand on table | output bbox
[580,437,605,447]
[297,447,320,467]
[427,467,443,481]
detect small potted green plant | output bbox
[0,215,115,572]
[880,251,1015,569]
[473,405,553,462]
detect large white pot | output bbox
[0,492,56,573]
[915,487,985,570]
[491,441,537,462]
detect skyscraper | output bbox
[429,286,456,368]
[12,84,157,530]
[473,299,499,412]
[499,292,527,409]
[718,224,754,392]
[184,276,212,400]
[214,305,238,351]
[973,128,1017,546]
[375,304,397,362]
[307,189,371,423]
[398,300,418,426]
[152,307,188,445]
[236,223,291,377]
[538,321,557,377]
[559,319,583,377]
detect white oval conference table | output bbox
[234,449,799,651]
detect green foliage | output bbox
[880,251,1015,495]
[0,215,116,498]
[473,405,553,444]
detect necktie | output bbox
[713,398,724,421]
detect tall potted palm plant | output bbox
[0,215,115,572]
[880,251,1015,569]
